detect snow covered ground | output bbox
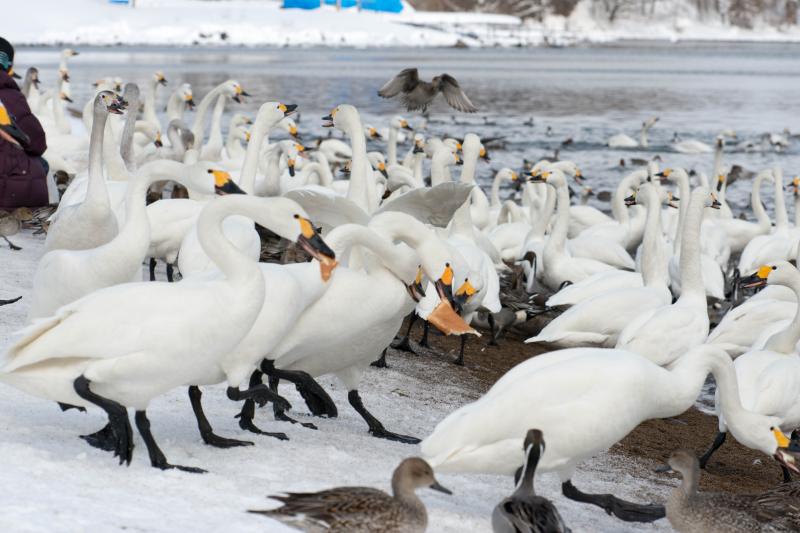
[0,230,678,532]
[3,0,800,48]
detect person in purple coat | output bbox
[0,36,49,209]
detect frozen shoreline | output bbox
[7,0,800,48]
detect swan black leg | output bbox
[391,313,419,353]
[347,390,420,444]
[562,480,665,522]
[73,376,133,465]
[698,431,726,469]
[166,264,175,283]
[370,348,388,369]
[266,376,317,430]
[188,386,253,448]
[134,410,205,473]
[228,379,290,441]
[488,313,498,346]
[454,336,467,366]
[149,258,157,281]
[259,360,337,418]
[418,321,431,348]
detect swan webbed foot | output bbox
[698,431,726,469]
[347,390,420,445]
[266,375,318,430]
[226,384,291,411]
[73,376,133,465]
[236,414,289,441]
[58,401,86,412]
[3,236,21,250]
[561,480,665,523]
[134,410,206,473]
[370,348,388,368]
[188,386,253,448]
[258,360,337,418]
[80,423,116,452]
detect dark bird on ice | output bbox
[378,68,478,113]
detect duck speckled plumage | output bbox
[249,457,451,532]
[664,449,800,533]
[492,429,571,533]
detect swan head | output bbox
[391,116,413,131]
[413,135,426,154]
[321,104,359,131]
[254,102,298,137]
[206,169,246,196]
[291,211,337,281]
[364,125,382,140]
[730,414,800,475]
[95,90,127,115]
[279,117,300,139]
[739,261,795,289]
[425,260,479,337]
[788,176,800,197]
[62,48,79,58]
[284,142,305,177]
[59,91,73,103]
[444,138,462,154]
[176,83,195,109]
[223,80,250,103]
[154,71,167,87]
[529,167,567,188]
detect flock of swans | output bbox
[3,48,800,531]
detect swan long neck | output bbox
[545,181,570,253]
[713,142,723,178]
[166,90,184,122]
[205,95,226,151]
[119,91,140,172]
[195,196,268,282]
[190,85,223,146]
[752,171,771,228]
[460,146,478,184]
[86,106,110,207]
[239,109,275,195]
[450,200,475,239]
[102,119,129,181]
[764,271,800,353]
[344,118,374,213]
[639,122,652,148]
[144,77,159,128]
[640,189,667,288]
[773,166,789,229]
[388,126,398,167]
[660,346,731,417]
[612,171,644,222]
[677,189,708,300]
[327,224,415,281]
[431,151,452,187]
[672,170,692,252]
[490,172,506,208]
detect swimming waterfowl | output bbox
[661,449,800,533]
[607,116,658,148]
[378,68,477,113]
[492,429,571,533]
[249,457,451,533]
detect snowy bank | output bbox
[5,0,800,48]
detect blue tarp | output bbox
[283,0,321,9]
[283,0,403,12]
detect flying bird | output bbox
[378,68,477,113]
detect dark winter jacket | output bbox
[0,69,48,209]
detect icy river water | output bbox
[16,42,800,215]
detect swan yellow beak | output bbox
[210,170,245,195]
[454,278,476,307]
[406,266,426,302]
[295,216,337,281]
[773,427,800,474]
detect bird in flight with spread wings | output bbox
[377,68,478,113]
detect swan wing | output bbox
[284,186,370,227]
[376,182,473,228]
[377,68,419,98]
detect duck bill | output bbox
[322,114,334,128]
[430,480,452,495]
[775,447,800,475]
[298,233,338,282]
[427,299,480,337]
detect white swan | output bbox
[701,262,800,473]
[607,116,658,148]
[528,183,671,348]
[44,91,122,253]
[190,80,247,153]
[166,83,194,123]
[421,344,798,521]
[616,186,718,366]
[711,168,773,254]
[1,191,335,471]
[531,169,615,291]
[141,71,167,134]
[386,116,413,166]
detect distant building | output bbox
[283,0,404,13]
